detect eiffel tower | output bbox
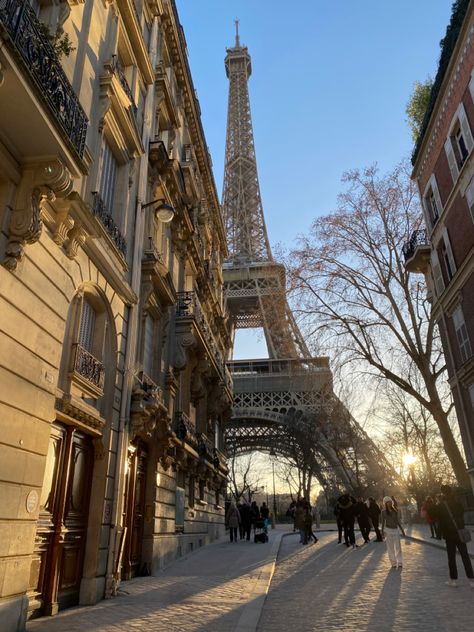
[222,23,400,494]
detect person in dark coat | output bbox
[435,485,474,587]
[294,498,307,544]
[226,502,241,543]
[334,501,343,544]
[337,493,357,548]
[240,502,252,541]
[356,497,371,543]
[421,496,438,539]
[250,500,260,528]
[367,497,383,541]
[305,501,318,544]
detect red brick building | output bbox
[408,0,474,493]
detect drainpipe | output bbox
[105,14,160,596]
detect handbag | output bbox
[444,501,472,543]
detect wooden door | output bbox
[28,423,93,618]
[122,442,148,579]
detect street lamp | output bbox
[141,198,176,223]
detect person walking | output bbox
[260,502,270,532]
[294,498,307,544]
[334,501,343,543]
[368,497,383,542]
[240,501,252,541]
[381,496,405,568]
[435,485,474,588]
[338,494,357,548]
[226,502,241,543]
[306,501,318,544]
[421,496,438,539]
[356,497,371,543]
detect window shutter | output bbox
[452,306,472,363]
[143,315,154,376]
[431,176,443,216]
[459,103,474,153]
[442,227,456,274]
[431,249,445,296]
[444,138,459,182]
[465,178,474,224]
[421,197,432,231]
[79,300,96,351]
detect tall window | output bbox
[79,300,96,352]
[464,177,474,225]
[452,306,472,364]
[453,123,469,168]
[143,314,155,377]
[99,140,118,213]
[445,103,474,181]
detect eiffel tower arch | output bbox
[222,25,399,495]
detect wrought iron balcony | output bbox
[173,411,197,447]
[402,229,430,273]
[91,192,127,258]
[111,55,137,113]
[72,344,105,392]
[0,0,88,160]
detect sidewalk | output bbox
[27,527,286,632]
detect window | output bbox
[441,227,456,281]
[431,249,445,297]
[79,300,96,352]
[445,103,474,181]
[452,306,472,364]
[469,383,474,412]
[143,314,155,377]
[464,177,474,225]
[188,476,195,508]
[423,175,443,229]
[99,140,118,213]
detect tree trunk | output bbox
[430,403,470,488]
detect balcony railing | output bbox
[111,55,137,113]
[72,344,105,392]
[197,433,220,467]
[91,192,127,258]
[0,0,88,160]
[402,229,428,262]
[173,411,197,446]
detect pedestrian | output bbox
[337,493,357,548]
[367,497,383,542]
[240,501,252,541]
[381,495,405,568]
[294,498,307,544]
[435,484,474,588]
[311,503,321,529]
[334,500,343,544]
[305,501,318,544]
[226,502,241,543]
[356,497,371,543]
[260,502,270,532]
[420,496,438,539]
[250,500,260,528]
[237,501,244,539]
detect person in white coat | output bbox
[381,496,405,568]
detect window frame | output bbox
[452,305,473,365]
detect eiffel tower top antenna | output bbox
[234,18,240,47]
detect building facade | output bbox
[0,1,231,629]
[408,0,474,494]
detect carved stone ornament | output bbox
[4,160,73,270]
[130,384,167,440]
[173,333,196,371]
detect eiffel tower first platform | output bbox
[221,25,398,494]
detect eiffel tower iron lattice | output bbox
[221,25,401,494]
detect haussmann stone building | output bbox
[0,1,232,629]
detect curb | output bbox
[233,530,288,632]
[404,534,474,560]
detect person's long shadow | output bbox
[365,569,402,631]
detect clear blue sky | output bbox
[176,0,453,357]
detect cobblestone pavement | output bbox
[27,530,282,632]
[258,531,474,632]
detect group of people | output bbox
[335,486,474,586]
[288,498,319,545]
[226,500,271,542]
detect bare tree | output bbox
[227,451,264,502]
[290,160,469,488]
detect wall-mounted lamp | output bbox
[141,198,175,223]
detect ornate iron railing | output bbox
[402,229,428,262]
[0,0,88,159]
[197,433,220,467]
[73,344,105,391]
[111,55,137,113]
[91,192,127,257]
[173,411,197,446]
